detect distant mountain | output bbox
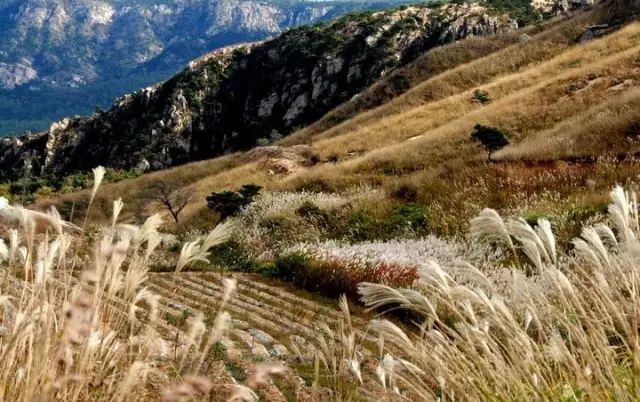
[0,0,411,135]
[0,2,519,177]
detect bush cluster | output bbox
[206,184,262,220]
[342,203,430,241]
[0,168,140,204]
[273,252,418,299]
[471,124,510,162]
[472,89,492,104]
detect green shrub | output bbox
[472,89,492,105]
[206,191,246,220]
[274,252,309,283]
[210,342,227,361]
[60,168,139,191]
[163,308,193,329]
[0,184,13,202]
[252,261,280,277]
[0,168,141,204]
[391,203,430,234]
[339,204,430,242]
[180,309,193,326]
[485,0,541,26]
[61,173,90,189]
[296,201,329,224]
[164,312,178,327]
[208,240,254,271]
[225,362,247,382]
[34,186,55,200]
[261,214,291,231]
[206,184,262,220]
[346,210,392,242]
[238,184,262,199]
[524,212,548,227]
[568,203,608,221]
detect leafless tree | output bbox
[146,180,193,223]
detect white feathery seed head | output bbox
[90,166,107,205]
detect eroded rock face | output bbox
[0,61,38,89]
[0,133,47,179]
[0,3,518,177]
[0,0,416,135]
[532,0,595,14]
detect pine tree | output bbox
[471,124,509,162]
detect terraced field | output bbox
[148,271,398,401]
[1,268,400,401]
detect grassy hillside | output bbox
[0,2,520,179]
[6,2,640,401]
[39,4,639,241]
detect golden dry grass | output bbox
[282,30,530,145]
[496,87,640,160]
[362,185,640,400]
[284,9,604,147]
[41,154,241,225]
[305,22,640,161]
[13,5,640,401]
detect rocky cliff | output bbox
[0,3,518,179]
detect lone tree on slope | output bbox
[471,124,509,162]
[146,180,193,223]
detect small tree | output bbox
[146,180,193,223]
[472,89,491,105]
[238,184,262,199]
[207,185,262,220]
[471,124,509,162]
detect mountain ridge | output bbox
[0,2,518,179]
[0,0,411,135]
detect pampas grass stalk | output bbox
[112,198,124,228]
[0,167,265,401]
[359,185,640,401]
[83,166,106,229]
[9,163,640,401]
[175,222,232,273]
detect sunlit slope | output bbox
[41,9,640,230]
[279,18,640,186]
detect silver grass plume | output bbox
[111,198,124,228]
[609,186,635,243]
[0,238,7,263]
[89,166,106,207]
[470,208,517,260]
[535,219,556,265]
[175,222,233,273]
[506,218,552,272]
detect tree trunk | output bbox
[170,210,180,223]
